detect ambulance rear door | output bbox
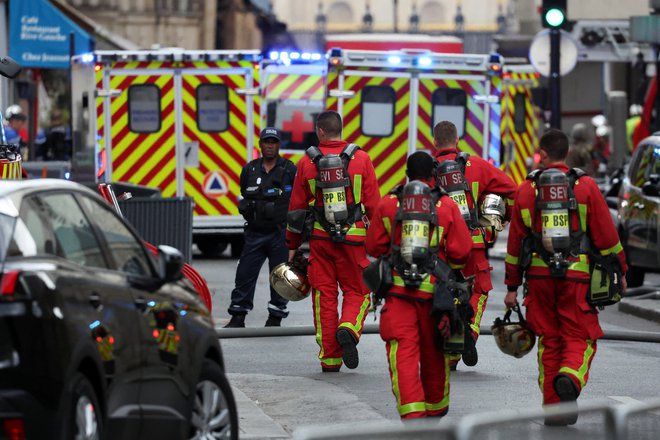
[329,57,413,195]
[178,59,258,233]
[501,66,540,184]
[414,54,494,164]
[260,60,327,166]
[99,59,178,195]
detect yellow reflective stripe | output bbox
[383,217,392,235]
[472,181,479,201]
[314,289,324,359]
[313,222,367,236]
[353,174,362,204]
[448,261,464,269]
[472,234,485,244]
[538,336,546,393]
[470,293,487,334]
[505,253,519,265]
[393,275,434,293]
[578,203,587,231]
[521,208,532,228]
[558,339,596,388]
[430,226,443,248]
[506,197,515,206]
[389,339,402,409]
[308,178,316,195]
[425,354,450,411]
[600,242,623,256]
[322,358,343,366]
[399,401,427,416]
[530,254,590,274]
[338,294,370,335]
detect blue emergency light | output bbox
[80,53,95,63]
[387,55,402,65]
[267,51,324,64]
[417,56,432,67]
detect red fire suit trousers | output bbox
[524,278,603,404]
[307,239,371,370]
[379,296,450,419]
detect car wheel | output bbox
[60,373,103,440]
[189,359,238,440]
[197,239,228,257]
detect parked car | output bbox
[617,135,660,287]
[0,179,237,439]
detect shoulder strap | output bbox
[456,152,470,175]
[306,146,323,163]
[527,169,542,182]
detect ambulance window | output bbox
[514,94,526,133]
[361,86,395,137]
[197,84,229,132]
[127,85,161,133]
[431,89,466,138]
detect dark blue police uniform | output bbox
[228,156,297,321]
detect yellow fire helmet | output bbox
[491,305,536,358]
[269,262,311,301]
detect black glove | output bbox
[291,249,309,276]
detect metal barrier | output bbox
[118,197,194,263]
[292,398,660,440]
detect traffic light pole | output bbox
[549,27,561,129]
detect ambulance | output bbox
[70,49,262,256]
[262,48,541,194]
[71,47,540,256]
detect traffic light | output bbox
[541,0,567,28]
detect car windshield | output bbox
[0,213,16,263]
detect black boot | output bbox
[265,315,282,327]
[545,374,579,426]
[224,313,246,328]
[336,328,359,369]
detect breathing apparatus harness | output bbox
[434,151,480,230]
[306,143,363,243]
[524,167,587,278]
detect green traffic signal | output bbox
[544,8,565,27]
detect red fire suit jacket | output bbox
[505,163,628,287]
[286,140,380,249]
[434,147,517,249]
[366,182,473,300]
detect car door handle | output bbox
[89,293,102,310]
[634,202,645,210]
[134,297,148,312]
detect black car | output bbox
[0,179,237,439]
[617,135,660,287]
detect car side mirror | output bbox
[641,181,660,198]
[157,245,184,282]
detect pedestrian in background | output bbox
[37,110,72,161]
[566,123,595,176]
[224,127,297,328]
[286,110,380,372]
[505,128,627,425]
[366,151,472,420]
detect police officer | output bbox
[504,129,627,425]
[224,127,297,328]
[366,151,472,419]
[3,105,26,150]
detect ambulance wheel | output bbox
[230,237,244,258]
[197,239,228,257]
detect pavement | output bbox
[490,226,660,325]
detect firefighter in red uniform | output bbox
[286,111,380,372]
[432,121,517,368]
[366,151,472,419]
[504,129,627,425]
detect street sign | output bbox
[529,29,579,77]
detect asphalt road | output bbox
[192,248,660,440]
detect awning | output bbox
[9,0,94,69]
